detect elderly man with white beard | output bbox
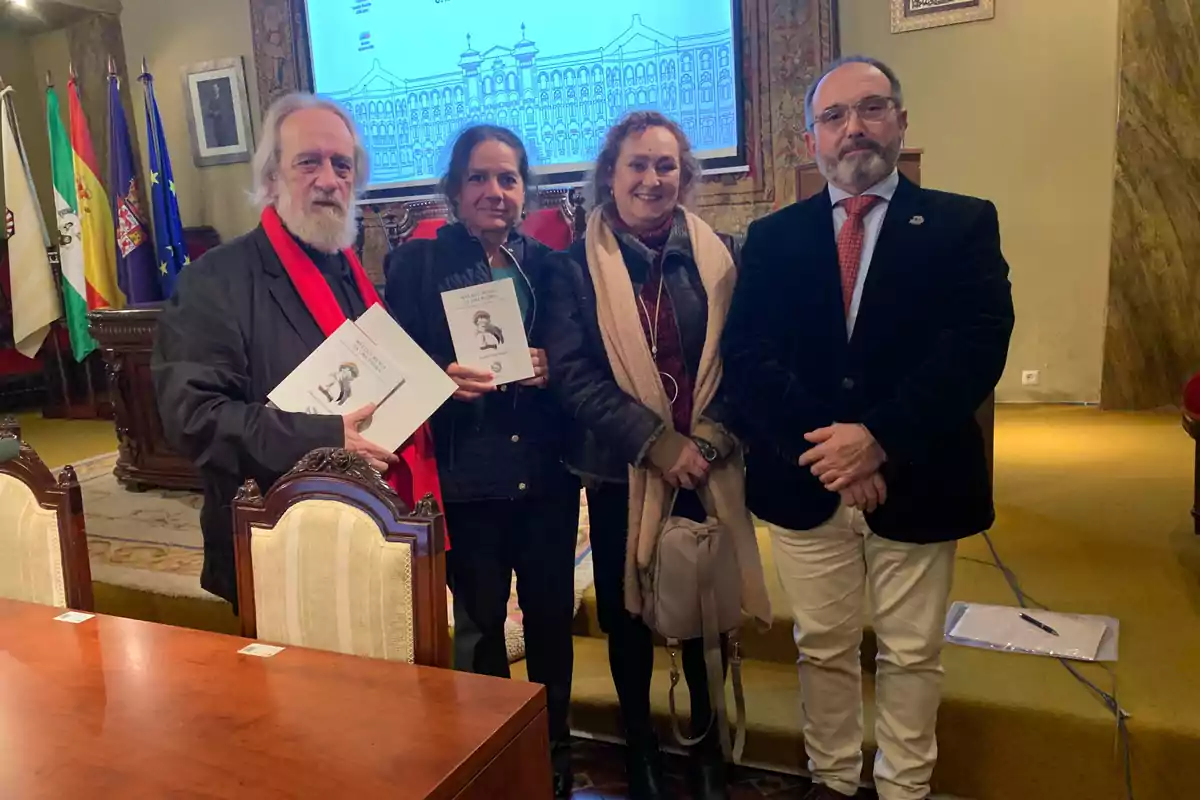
[152,93,432,611]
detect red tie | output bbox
[836,195,882,316]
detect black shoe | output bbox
[551,739,572,798]
[625,738,667,800]
[687,751,729,800]
[802,784,858,800]
[552,768,573,798]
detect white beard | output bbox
[275,188,357,253]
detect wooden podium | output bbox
[89,306,202,492]
[793,149,995,482]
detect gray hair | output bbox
[251,93,370,207]
[804,55,904,132]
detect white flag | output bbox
[2,86,61,358]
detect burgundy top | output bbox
[614,214,694,436]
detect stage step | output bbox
[513,632,1128,800]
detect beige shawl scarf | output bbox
[584,207,772,626]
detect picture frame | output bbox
[181,57,255,167]
[889,0,995,33]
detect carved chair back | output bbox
[232,448,450,667]
[0,418,94,610]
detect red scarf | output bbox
[261,206,445,529]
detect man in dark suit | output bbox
[153,94,399,608]
[723,57,1014,800]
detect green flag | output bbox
[47,84,95,361]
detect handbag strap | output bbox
[667,644,711,747]
[664,524,747,763]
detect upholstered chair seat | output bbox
[0,421,93,610]
[233,448,449,667]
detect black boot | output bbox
[687,725,730,800]
[553,769,573,799]
[552,739,573,798]
[625,735,667,800]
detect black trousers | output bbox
[586,482,724,749]
[444,491,580,767]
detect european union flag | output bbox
[140,62,188,298]
[108,67,160,304]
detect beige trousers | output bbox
[769,505,957,800]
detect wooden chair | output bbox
[0,418,93,611]
[232,448,450,667]
[1184,371,1200,534]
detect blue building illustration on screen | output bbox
[326,15,737,185]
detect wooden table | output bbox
[0,600,551,799]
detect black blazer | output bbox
[384,223,576,503]
[722,175,1015,543]
[152,227,347,605]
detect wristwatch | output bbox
[692,436,719,463]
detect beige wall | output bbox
[838,0,1120,402]
[0,30,57,233]
[119,0,261,242]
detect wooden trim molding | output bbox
[232,448,450,668]
[0,418,94,612]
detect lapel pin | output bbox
[909,215,925,226]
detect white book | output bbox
[355,304,458,451]
[268,318,405,418]
[441,278,535,386]
[267,305,456,453]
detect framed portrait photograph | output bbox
[890,0,995,33]
[182,58,255,167]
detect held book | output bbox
[441,277,535,386]
[268,304,456,453]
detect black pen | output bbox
[1019,612,1059,637]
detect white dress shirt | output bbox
[828,169,900,337]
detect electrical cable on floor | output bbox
[965,534,1135,800]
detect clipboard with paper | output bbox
[944,602,1120,662]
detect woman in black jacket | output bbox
[384,126,579,798]
[541,112,769,800]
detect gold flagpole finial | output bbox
[69,62,77,82]
[46,71,54,88]
[107,55,117,77]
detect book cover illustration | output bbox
[441,277,535,385]
[269,319,406,418]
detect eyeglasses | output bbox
[811,96,898,129]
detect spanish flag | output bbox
[68,73,123,310]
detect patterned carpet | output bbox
[70,452,210,600]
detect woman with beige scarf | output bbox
[542,112,771,800]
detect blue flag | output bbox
[108,71,160,304]
[140,65,188,298]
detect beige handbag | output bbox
[640,510,747,762]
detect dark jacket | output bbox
[384,222,576,503]
[722,174,1015,543]
[152,227,347,605]
[541,211,739,484]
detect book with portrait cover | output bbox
[440,277,535,385]
[268,305,456,452]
